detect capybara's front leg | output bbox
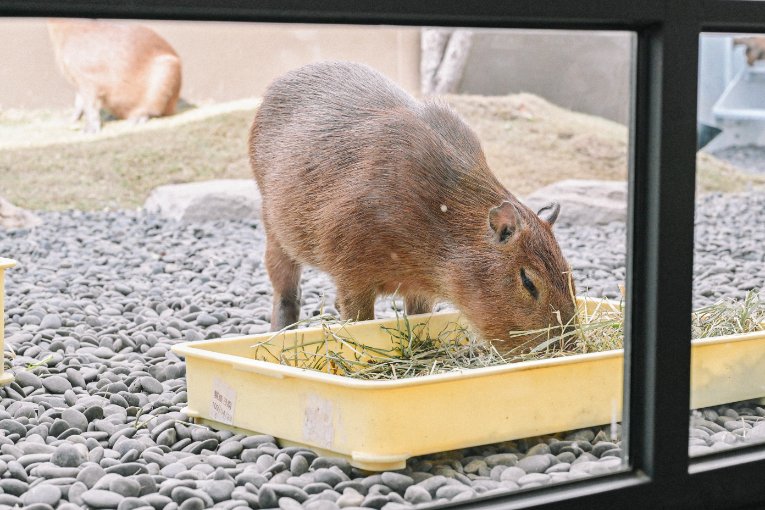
[81,90,102,133]
[128,114,150,126]
[71,93,84,123]
[336,287,376,323]
[265,235,302,331]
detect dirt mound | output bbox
[0,94,758,211]
[446,93,763,196]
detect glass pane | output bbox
[691,32,765,458]
[0,19,634,506]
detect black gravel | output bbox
[709,144,765,175]
[559,190,765,308]
[0,190,763,509]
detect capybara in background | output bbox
[249,61,576,350]
[733,36,765,66]
[47,19,182,133]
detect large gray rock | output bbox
[522,179,626,226]
[0,196,41,230]
[143,180,261,222]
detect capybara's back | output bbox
[47,19,182,132]
[249,61,576,350]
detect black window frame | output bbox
[3,1,765,508]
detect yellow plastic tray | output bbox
[0,258,16,386]
[173,297,765,471]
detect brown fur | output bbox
[248,61,576,350]
[733,37,765,66]
[47,18,182,133]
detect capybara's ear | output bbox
[537,202,561,226]
[488,201,522,243]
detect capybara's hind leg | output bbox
[80,89,102,133]
[336,287,376,322]
[265,235,302,331]
[405,295,433,315]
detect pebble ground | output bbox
[710,144,765,174]
[0,190,763,509]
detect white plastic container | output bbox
[713,65,765,122]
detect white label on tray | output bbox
[303,394,334,449]
[210,377,236,425]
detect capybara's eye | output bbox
[521,268,539,299]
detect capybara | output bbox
[733,36,765,66]
[47,18,182,133]
[249,61,576,350]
